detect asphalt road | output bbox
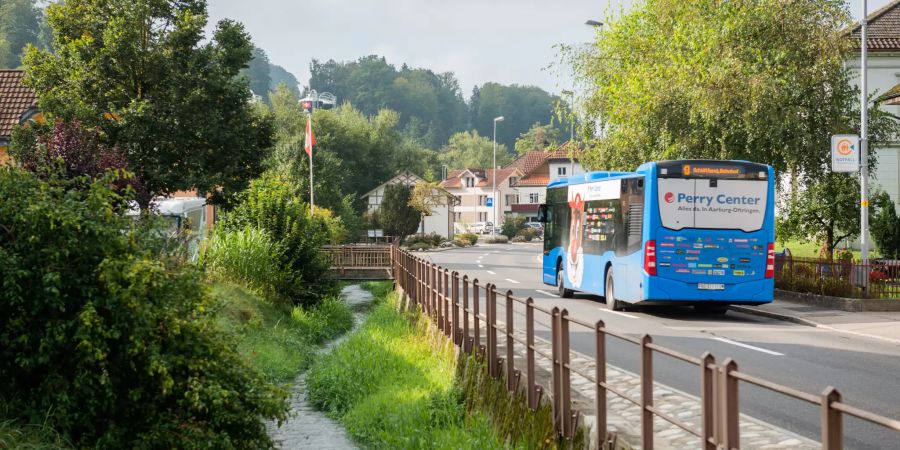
[420,242,900,450]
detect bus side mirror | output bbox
[537,204,548,223]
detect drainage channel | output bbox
[266,284,375,449]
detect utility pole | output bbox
[860,0,870,267]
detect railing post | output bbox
[595,320,607,449]
[526,298,536,410]
[551,307,561,436]
[488,285,498,378]
[473,279,481,354]
[560,309,572,439]
[444,269,451,336]
[463,275,470,352]
[700,352,716,450]
[721,358,740,450]
[640,334,654,449]
[452,272,460,346]
[821,387,843,450]
[505,290,515,393]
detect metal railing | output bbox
[322,245,392,269]
[776,255,900,299]
[391,246,900,449]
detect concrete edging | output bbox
[774,289,900,312]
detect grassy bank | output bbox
[210,282,354,383]
[306,283,510,449]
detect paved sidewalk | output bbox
[733,300,900,345]
[489,325,819,450]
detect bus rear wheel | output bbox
[557,267,574,298]
[604,269,624,311]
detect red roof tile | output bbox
[0,70,37,139]
[505,151,549,176]
[847,0,900,51]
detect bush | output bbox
[483,235,509,244]
[517,227,538,241]
[453,237,472,247]
[0,170,287,449]
[404,233,443,248]
[458,232,479,245]
[221,171,339,306]
[501,216,526,239]
[201,227,285,299]
[511,236,527,243]
[409,242,432,251]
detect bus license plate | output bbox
[698,283,725,290]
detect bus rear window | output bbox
[658,178,768,232]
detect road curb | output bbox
[730,305,820,327]
[732,305,900,346]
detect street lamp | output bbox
[585,20,604,27]
[492,116,505,237]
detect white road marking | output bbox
[712,337,784,356]
[599,309,640,319]
[483,253,490,256]
[536,289,559,298]
[478,264,484,268]
[487,270,497,275]
[505,278,520,284]
[492,251,500,254]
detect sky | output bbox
[206,0,893,97]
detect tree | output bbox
[469,82,566,150]
[0,0,41,67]
[309,55,468,148]
[408,181,445,216]
[10,119,147,200]
[778,174,860,258]
[269,65,300,95]
[244,46,272,102]
[380,183,420,240]
[515,122,560,155]
[571,0,898,177]
[439,130,512,170]
[23,0,273,208]
[870,191,900,259]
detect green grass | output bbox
[0,416,70,450]
[305,285,509,449]
[210,282,353,383]
[776,239,872,259]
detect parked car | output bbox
[524,222,544,234]
[468,221,494,234]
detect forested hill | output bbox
[248,52,568,151]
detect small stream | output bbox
[266,285,374,449]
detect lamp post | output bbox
[492,116,505,237]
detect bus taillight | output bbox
[765,243,775,278]
[644,240,657,276]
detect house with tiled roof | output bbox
[440,166,524,231]
[361,170,459,238]
[506,142,585,222]
[0,70,42,165]
[846,0,900,204]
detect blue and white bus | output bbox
[539,160,775,313]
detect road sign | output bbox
[486,197,493,207]
[832,134,859,173]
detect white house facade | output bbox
[361,171,459,239]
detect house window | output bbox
[509,176,517,185]
[529,193,540,203]
[558,167,567,176]
[506,194,518,205]
[465,177,475,187]
[478,212,488,222]
[478,195,488,206]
